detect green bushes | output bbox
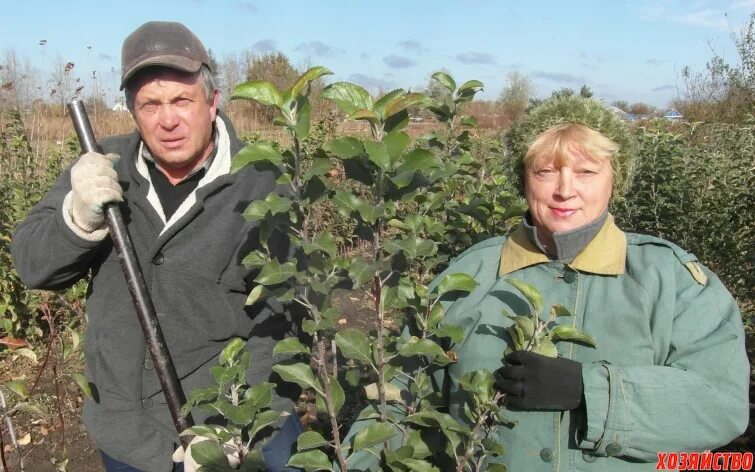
[613,119,755,308]
[0,107,82,342]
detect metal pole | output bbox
[67,100,194,448]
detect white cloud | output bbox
[730,0,755,10]
[671,9,729,30]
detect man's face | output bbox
[131,69,218,172]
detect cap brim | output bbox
[120,55,203,90]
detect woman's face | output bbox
[524,144,613,238]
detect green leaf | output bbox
[373,89,405,117]
[241,449,267,471]
[321,82,373,115]
[403,410,463,432]
[255,261,298,285]
[531,339,558,358]
[364,140,391,170]
[395,149,442,174]
[460,116,478,128]
[287,450,333,472]
[242,251,268,269]
[303,233,338,258]
[297,431,329,451]
[352,422,397,452]
[287,66,333,100]
[221,402,256,425]
[436,273,477,296]
[335,329,372,363]
[482,438,505,456]
[506,315,535,338]
[272,363,319,390]
[431,325,465,343]
[399,459,440,472]
[303,158,331,180]
[9,402,46,418]
[182,387,217,415]
[249,409,283,439]
[358,203,385,225]
[550,304,572,317]
[243,194,293,222]
[332,190,365,219]
[233,80,283,107]
[486,464,508,472]
[273,337,310,356]
[326,137,364,158]
[3,380,26,398]
[232,142,284,173]
[70,373,93,399]
[244,382,275,409]
[383,130,410,162]
[14,347,37,364]
[550,325,597,348]
[457,79,484,94]
[350,109,380,123]
[505,278,543,314]
[431,71,456,93]
[294,97,312,140]
[384,93,427,117]
[384,109,409,133]
[245,284,267,306]
[506,325,524,351]
[398,336,446,358]
[315,375,345,415]
[363,382,404,403]
[190,439,228,467]
[220,338,245,365]
[345,368,361,387]
[349,257,377,287]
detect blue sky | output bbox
[2,0,753,108]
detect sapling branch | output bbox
[315,338,348,472]
[455,391,505,472]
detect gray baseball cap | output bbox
[120,21,210,90]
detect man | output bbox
[11,21,300,471]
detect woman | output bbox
[345,95,749,471]
[434,95,749,469]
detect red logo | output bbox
[656,452,754,470]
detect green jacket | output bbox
[347,215,748,471]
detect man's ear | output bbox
[209,89,220,121]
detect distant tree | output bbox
[207,48,221,83]
[629,102,652,116]
[675,12,755,122]
[246,52,299,91]
[579,84,593,98]
[0,49,40,111]
[611,100,630,112]
[48,54,80,115]
[497,71,534,122]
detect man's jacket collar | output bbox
[498,214,626,276]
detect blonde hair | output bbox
[525,123,619,170]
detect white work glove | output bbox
[172,432,243,471]
[68,152,122,232]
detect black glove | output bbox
[495,350,583,411]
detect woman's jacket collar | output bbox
[498,213,627,276]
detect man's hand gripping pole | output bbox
[67,99,194,449]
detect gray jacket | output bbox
[11,113,298,471]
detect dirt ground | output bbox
[1,292,753,471]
